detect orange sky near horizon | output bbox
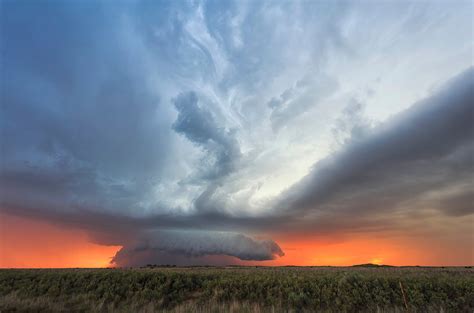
[0,213,121,268]
[0,213,472,268]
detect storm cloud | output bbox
[112,230,284,266]
[1,0,473,266]
[277,67,474,220]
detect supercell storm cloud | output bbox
[0,0,472,266]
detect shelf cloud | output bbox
[112,230,284,266]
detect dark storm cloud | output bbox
[3,67,473,234]
[0,1,174,217]
[276,67,474,224]
[0,0,279,266]
[111,230,284,266]
[2,57,472,244]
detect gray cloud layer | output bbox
[280,67,473,212]
[264,67,474,236]
[112,230,284,266]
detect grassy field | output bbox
[0,266,473,312]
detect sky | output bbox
[0,0,473,268]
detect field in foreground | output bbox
[0,266,473,312]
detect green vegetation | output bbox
[0,267,473,312]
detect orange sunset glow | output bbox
[1,212,472,268]
[0,213,121,268]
